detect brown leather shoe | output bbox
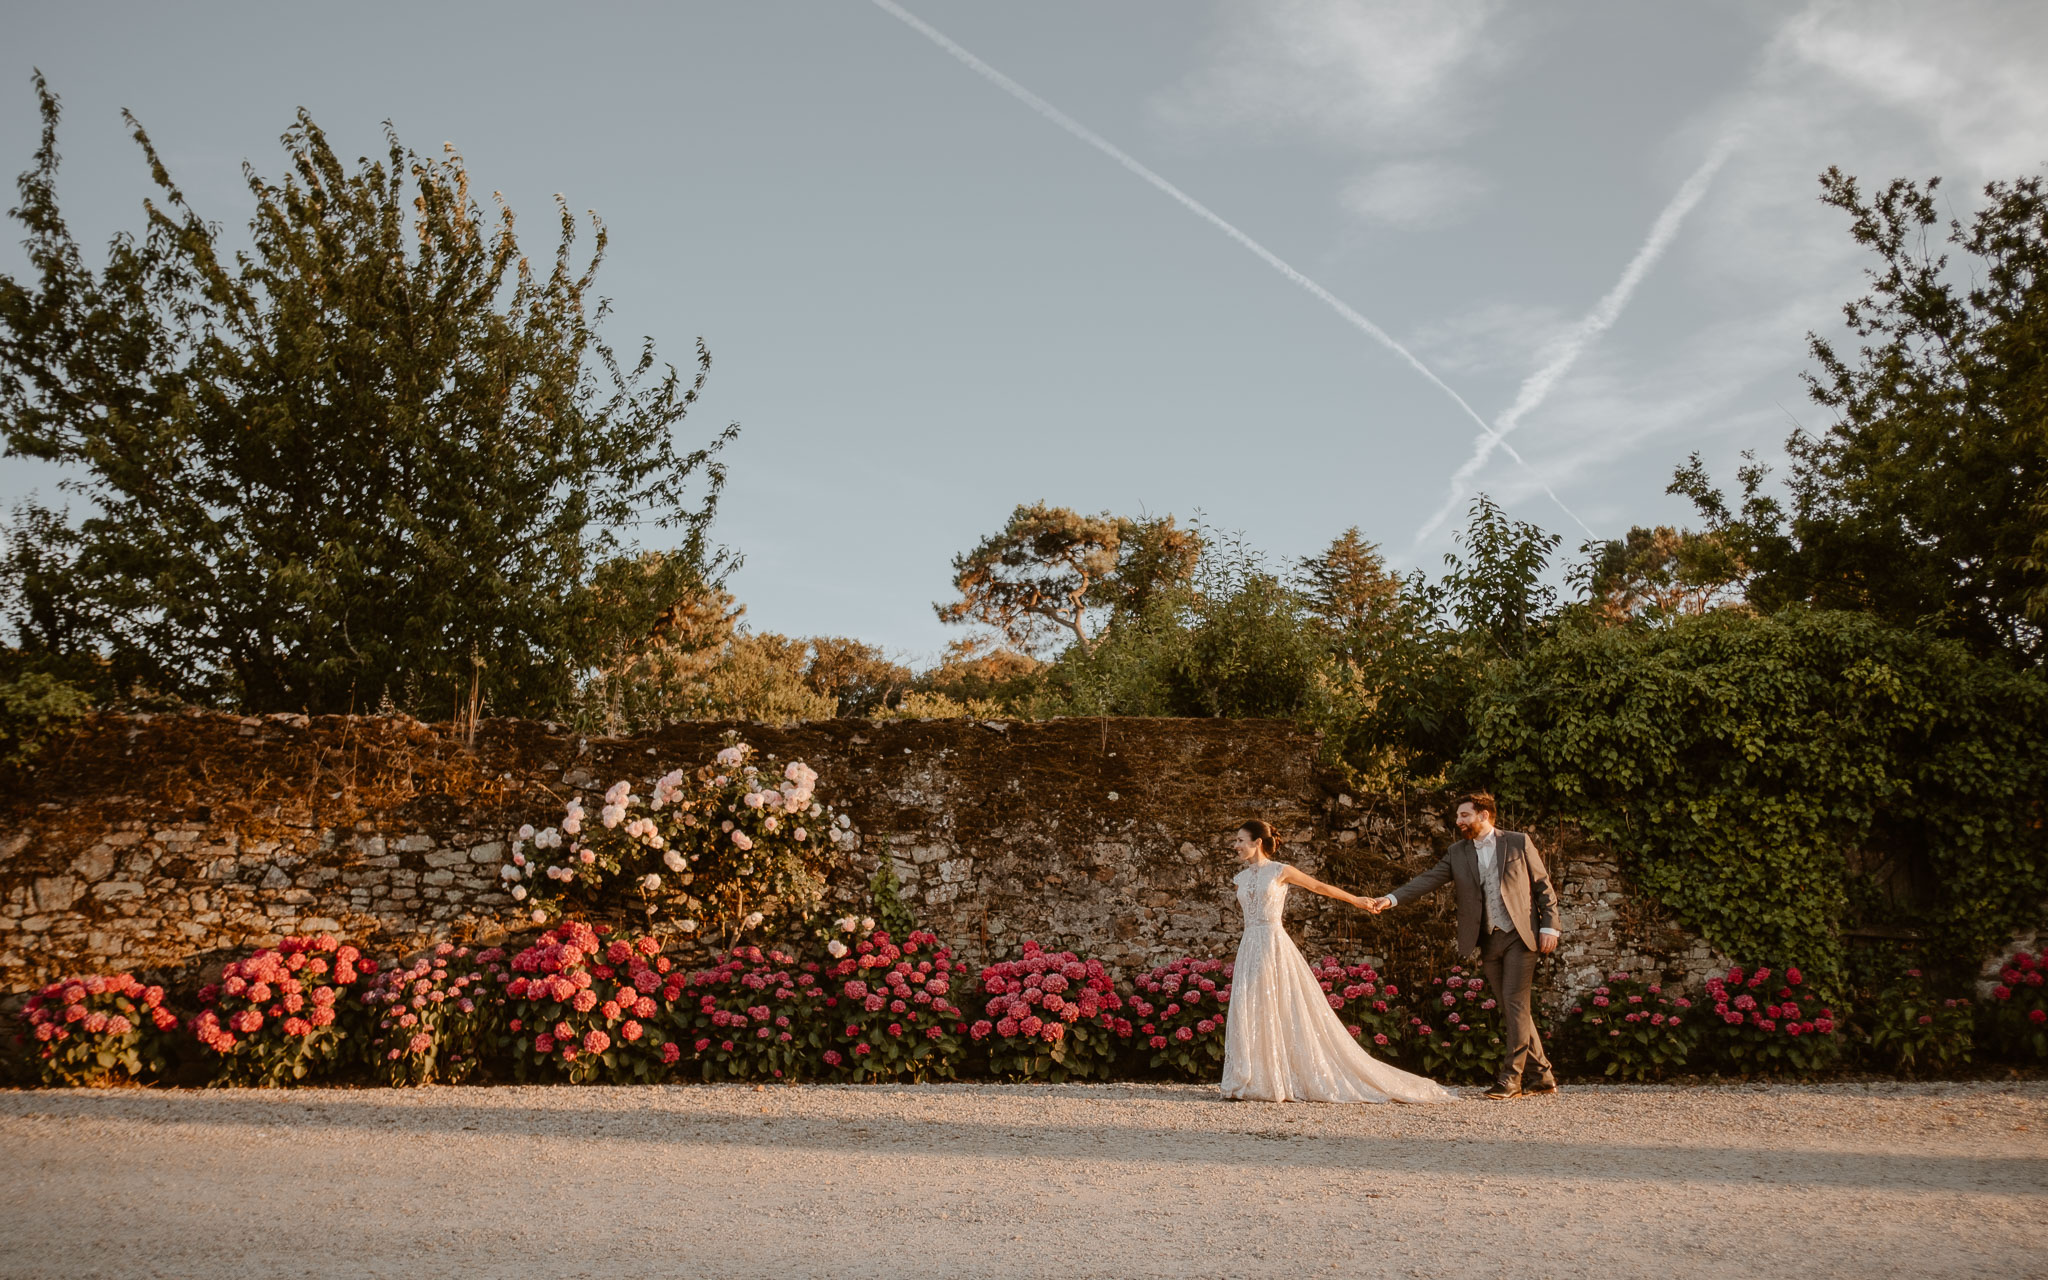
[1483,1079,1522,1100]
[1524,1076,1559,1095]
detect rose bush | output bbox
[1985,948,2048,1060]
[191,935,368,1085]
[502,921,679,1083]
[814,924,969,1082]
[1409,965,1505,1084]
[503,739,856,943]
[969,942,1131,1082]
[362,943,510,1086]
[1127,957,1231,1080]
[1559,971,1694,1081]
[1700,964,1841,1075]
[16,973,180,1087]
[1860,966,1972,1075]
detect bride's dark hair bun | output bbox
[1239,819,1281,855]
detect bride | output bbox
[1220,820,1453,1104]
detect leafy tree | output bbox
[0,76,735,715]
[1294,528,1406,649]
[802,637,912,716]
[934,504,1200,655]
[1433,495,1562,658]
[914,635,1041,708]
[1675,169,2048,663]
[1570,523,1749,624]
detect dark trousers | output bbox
[1481,929,1550,1082]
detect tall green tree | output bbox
[1433,494,1562,658]
[1676,169,2048,663]
[0,75,735,715]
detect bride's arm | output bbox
[1277,864,1369,909]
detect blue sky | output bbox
[4,1,2044,662]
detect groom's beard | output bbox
[1455,821,1484,840]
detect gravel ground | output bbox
[1,1080,2043,1280]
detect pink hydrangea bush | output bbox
[670,945,826,1082]
[362,943,510,1086]
[1127,957,1231,1080]
[1409,965,1506,1084]
[969,942,1130,1082]
[815,928,968,1082]
[1560,971,1694,1081]
[1985,948,2047,1060]
[1312,957,1412,1063]
[505,739,850,944]
[191,935,369,1086]
[16,973,180,1086]
[502,921,679,1084]
[1701,964,1840,1075]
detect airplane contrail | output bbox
[1409,136,1738,549]
[869,0,1592,539]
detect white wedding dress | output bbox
[1220,860,1454,1104]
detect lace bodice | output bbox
[1233,860,1290,929]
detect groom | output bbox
[1366,791,1561,1100]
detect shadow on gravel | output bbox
[5,1091,2043,1194]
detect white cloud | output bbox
[1155,0,1506,149]
[1339,158,1492,226]
[1783,1,2048,177]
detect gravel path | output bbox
[2,1080,2043,1280]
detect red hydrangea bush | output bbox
[362,944,510,1086]
[502,921,679,1083]
[670,946,823,1082]
[16,973,180,1086]
[192,935,368,1085]
[1701,964,1840,1075]
[969,942,1131,1082]
[1127,957,1232,1079]
[1560,971,1694,1081]
[1862,966,1972,1075]
[1409,965,1505,1084]
[1986,948,2048,1060]
[815,927,969,1082]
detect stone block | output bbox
[468,842,506,864]
[31,876,80,912]
[422,869,456,887]
[394,834,435,853]
[71,847,115,881]
[424,849,469,869]
[91,881,146,901]
[261,865,292,889]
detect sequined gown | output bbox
[1219,860,1454,1104]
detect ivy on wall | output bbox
[1464,608,2048,980]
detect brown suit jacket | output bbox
[1390,829,1560,955]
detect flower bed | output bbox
[191,935,368,1086]
[1410,965,1505,1084]
[670,946,821,1082]
[502,921,679,1083]
[1128,957,1232,1079]
[1860,966,1972,1075]
[1559,971,1693,1081]
[815,924,968,1082]
[362,944,510,1086]
[1700,965,1840,1076]
[16,973,180,1087]
[969,942,1130,1082]
[1986,949,2048,1060]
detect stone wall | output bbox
[0,713,1727,1005]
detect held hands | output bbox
[1353,894,1391,915]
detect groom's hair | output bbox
[1454,791,1497,820]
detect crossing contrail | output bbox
[869,0,1592,539]
[1409,136,1737,549]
